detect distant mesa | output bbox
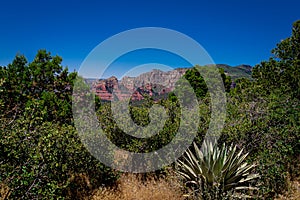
[85,64,252,101]
[87,68,187,101]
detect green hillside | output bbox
[214,64,252,80]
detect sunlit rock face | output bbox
[86,64,252,101]
[89,68,188,101]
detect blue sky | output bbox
[0,0,299,78]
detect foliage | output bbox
[177,140,259,199]
[178,65,232,100]
[221,20,300,198]
[0,50,76,124]
[252,20,300,99]
[97,99,182,153]
[0,51,118,199]
[0,118,118,199]
[216,64,252,81]
[221,86,299,198]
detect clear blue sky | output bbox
[1,0,299,77]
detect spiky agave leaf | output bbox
[177,139,259,198]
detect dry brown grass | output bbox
[0,183,10,200]
[66,173,93,199]
[275,180,300,200]
[88,173,185,200]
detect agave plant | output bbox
[177,139,259,199]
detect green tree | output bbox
[0,50,118,199]
[174,65,231,103]
[221,20,300,198]
[0,55,29,117]
[0,50,76,124]
[252,20,300,98]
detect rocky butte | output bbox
[89,68,187,101]
[86,64,252,101]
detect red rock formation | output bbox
[91,68,188,101]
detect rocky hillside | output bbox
[88,68,187,101]
[86,65,252,101]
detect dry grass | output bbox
[275,180,300,200]
[0,183,10,200]
[88,173,185,200]
[66,173,93,199]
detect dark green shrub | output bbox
[0,117,118,199]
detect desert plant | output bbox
[177,139,259,199]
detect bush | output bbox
[0,117,118,199]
